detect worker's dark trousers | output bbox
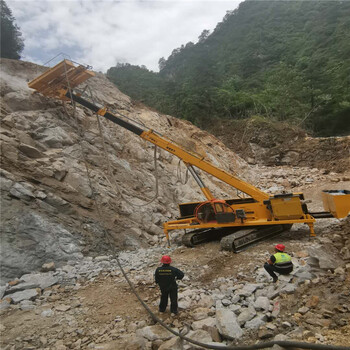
[264,262,293,279]
[159,286,178,313]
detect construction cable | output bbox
[177,159,190,185]
[62,60,77,120]
[61,74,349,350]
[79,84,150,132]
[85,84,160,207]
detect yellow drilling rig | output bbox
[28,60,350,252]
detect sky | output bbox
[8,0,241,72]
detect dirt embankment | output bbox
[208,118,350,173]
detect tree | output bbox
[106,1,350,136]
[198,29,210,43]
[1,0,24,59]
[158,57,166,71]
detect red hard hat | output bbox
[275,244,285,252]
[160,255,172,264]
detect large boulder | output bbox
[6,272,58,293]
[192,317,216,330]
[237,306,256,326]
[186,329,212,349]
[308,245,343,270]
[158,337,182,350]
[215,309,243,339]
[245,315,266,330]
[254,296,270,311]
[8,288,39,303]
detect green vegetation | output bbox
[0,0,24,59]
[107,0,350,136]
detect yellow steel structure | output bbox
[322,191,350,219]
[28,60,350,248]
[28,60,94,100]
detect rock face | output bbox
[0,58,255,283]
[1,209,82,284]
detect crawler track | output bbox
[182,227,238,247]
[182,225,292,252]
[220,225,287,252]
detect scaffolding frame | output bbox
[28,59,94,100]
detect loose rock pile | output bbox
[255,165,350,197]
[1,219,349,349]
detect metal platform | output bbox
[28,59,94,100]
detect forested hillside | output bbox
[107,0,350,136]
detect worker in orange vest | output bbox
[155,255,184,315]
[264,244,293,283]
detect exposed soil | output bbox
[208,117,350,173]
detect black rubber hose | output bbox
[115,253,349,350]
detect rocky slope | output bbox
[0,58,254,284]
